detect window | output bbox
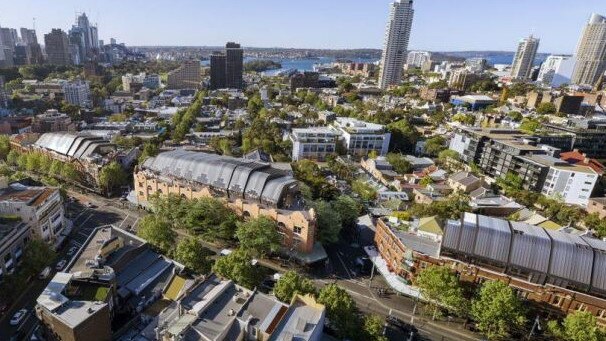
[293,226,303,235]
[552,295,563,307]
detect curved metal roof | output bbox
[34,133,107,159]
[142,150,296,206]
[443,213,606,290]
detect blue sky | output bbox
[0,0,603,53]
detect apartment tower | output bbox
[378,0,414,89]
[572,13,606,86]
[511,35,540,80]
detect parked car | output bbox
[85,202,96,208]
[67,246,79,256]
[38,266,52,280]
[9,309,28,326]
[56,259,67,271]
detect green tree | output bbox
[213,249,261,289]
[351,179,377,201]
[471,280,526,340]
[386,153,413,174]
[137,215,176,254]
[174,237,213,274]
[536,102,557,115]
[547,311,606,341]
[415,265,467,319]
[313,200,343,244]
[98,161,128,194]
[519,118,541,133]
[362,314,389,341]
[332,195,359,229]
[424,136,447,157]
[387,119,420,153]
[508,111,523,122]
[0,135,11,160]
[235,216,281,256]
[21,238,56,277]
[138,141,159,164]
[318,283,358,339]
[273,271,317,303]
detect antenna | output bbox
[32,17,36,31]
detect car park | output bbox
[9,309,28,326]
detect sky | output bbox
[0,0,604,53]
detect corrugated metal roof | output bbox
[474,215,511,263]
[509,222,551,273]
[143,150,295,205]
[546,229,593,285]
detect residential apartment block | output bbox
[0,181,66,244]
[290,127,338,161]
[0,220,30,279]
[332,117,391,158]
[167,60,201,89]
[449,127,599,205]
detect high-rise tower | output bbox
[510,35,540,80]
[378,0,414,89]
[572,13,606,86]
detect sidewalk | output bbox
[364,245,421,299]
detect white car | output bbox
[56,259,67,271]
[9,309,28,326]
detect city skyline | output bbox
[0,0,604,53]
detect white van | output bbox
[38,266,51,280]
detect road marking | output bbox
[77,214,94,229]
[118,213,130,228]
[72,208,90,222]
[17,312,32,331]
[335,251,353,279]
[77,231,90,238]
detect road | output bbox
[311,242,480,341]
[0,195,138,341]
[0,189,480,341]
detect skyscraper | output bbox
[510,35,540,80]
[378,0,414,89]
[44,29,71,65]
[225,42,244,89]
[20,28,43,64]
[209,42,244,90]
[210,52,227,89]
[571,13,606,86]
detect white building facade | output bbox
[290,127,338,161]
[541,165,598,207]
[62,80,91,107]
[332,117,391,157]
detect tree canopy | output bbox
[547,311,606,341]
[137,215,176,254]
[174,237,213,274]
[318,283,358,339]
[236,216,282,256]
[415,265,467,319]
[98,161,128,194]
[213,249,261,289]
[273,271,317,303]
[471,280,526,340]
[386,153,413,174]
